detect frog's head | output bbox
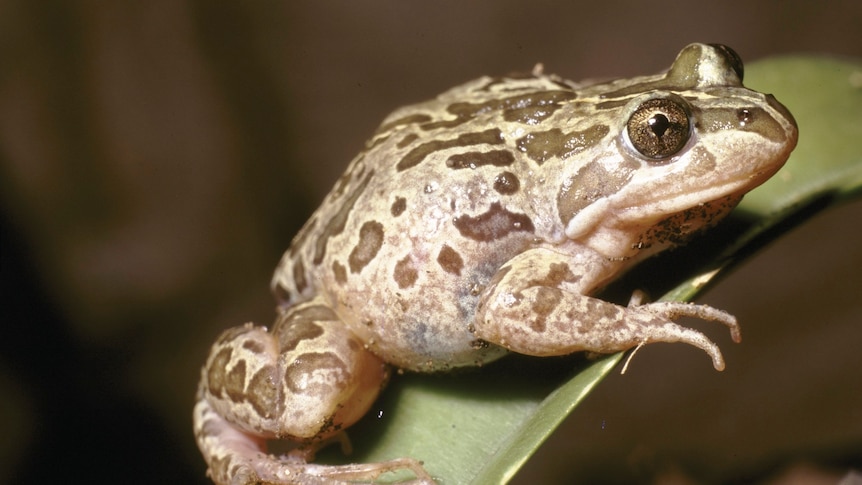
[563,43,798,261]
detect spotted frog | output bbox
[194,43,797,484]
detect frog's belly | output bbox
[322,250,514,372]
[343,302,509,372]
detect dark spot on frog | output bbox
[515,124,609,165]
[332,260,347,285]
[296,304,338,322]
[493,171,520,195]
[418,117,471,131]
[529,261,580,289]
[446,149,515,169]
[397,298,409,313]
[313,170,374,265]
[556,159,636,226]
[504,102,571,126]
[453,202,535,242]
[700,107,786,143]
[206,348,233,397]
[363,133,391,153]
[274,307,331,352]
[292,257,308,294]
[246,365,277,419]
[437,245,464,276]
[284,352,350,395]
[397,133,419,148]
[348,221,385,273]
[347,338,361,353]
[390,197,407,217]
[530,287,563,333]
[330,159,364,199]
[274,282,293,305]
[396,129,503,171]
[394,255,419,289]
[446,90,576,126]
[242,339,266,354]
[224,359,247,403]
[287,215,317,259]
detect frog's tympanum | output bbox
[194,44,797,484]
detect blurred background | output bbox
[1,1,860,483]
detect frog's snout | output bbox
[765,93,798,141]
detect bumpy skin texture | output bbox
[194,43,798,484]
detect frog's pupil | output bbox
[648,113,670,138]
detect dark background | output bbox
[1,1,860,483]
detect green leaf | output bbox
[320,54,862,484]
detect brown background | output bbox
[1,1,860,484]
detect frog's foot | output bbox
[194,395,434,485]
[619,289,742,370]
[624,298,741,371]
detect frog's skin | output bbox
[194,43,797,484]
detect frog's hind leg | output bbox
[193,393,432,484]
[195,297,434,484]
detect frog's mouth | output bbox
[611,160,787,229]
[627,166,780,214]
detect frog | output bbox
[193,43,797,484]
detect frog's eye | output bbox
[627,98,691,159]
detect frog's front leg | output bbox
[194,296,434,484]
[474,248,741,370]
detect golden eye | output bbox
[627,98,691,159]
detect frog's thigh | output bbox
[201,297,389,441]
[474,248,717,359]
[271,298,390,437]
